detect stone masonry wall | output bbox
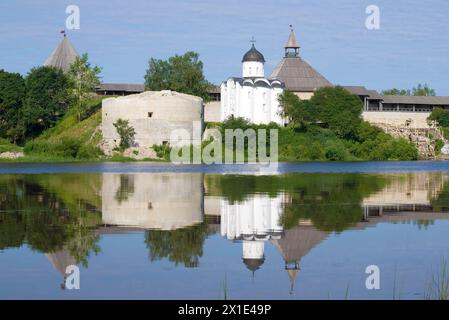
[362,111,444,159]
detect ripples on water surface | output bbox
[1,162,449,299]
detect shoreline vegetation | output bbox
[0,52,445,163]
[1,88,420,163]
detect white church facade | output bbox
[220,42,285,126]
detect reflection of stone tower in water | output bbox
[101,173,204,230]
[271,224,328,294]
[46,249,77,290]
[220,194,285,276]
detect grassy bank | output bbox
[0,138,22,153]
[206,117,418,162]
[1,99,418,163]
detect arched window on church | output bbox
[249,67,252,75]
[263,92,267,112]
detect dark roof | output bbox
[207,85,221,94]
[44,36,79,72]
[367,90,383,100]
[242,45,265,63]
[342,86,371,97]
[382,95,449,105]
[270,57,332,92]
[342,86,383,100]
[242,258,265,272]
[96,83,145,93]
[343,86,449,105]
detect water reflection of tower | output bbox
[102,173,204,230]
[272,223,328,294]
[46,249,77,290]
[220,194,285,275]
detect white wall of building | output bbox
[221,79,284,125]
[242,61,265,78]
[102,90,204,153]
[362,111,432,129]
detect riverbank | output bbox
[0,99,424,163]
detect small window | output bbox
[148,112,153,118]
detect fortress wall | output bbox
[362,172,449,206]
[294,92,314,100]
[102,90,204,152]
[204,101,221,122]
[362,111,432,129]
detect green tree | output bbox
[429,108,449,127]
[382,83,436,96]
[113,118,135,151]
[278,90,317,127]
[68,53,102,122]
[311,86,363,140]
[22,66,71,138]
[144,51,211,101]
[381,88,411,96]
[412,83,436,96]
[0,70,26,143]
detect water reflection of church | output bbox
[44,172,449,293]
[99,173,327,293]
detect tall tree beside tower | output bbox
[67,53,102,122]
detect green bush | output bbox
[77,144,103,160]
[113,118,135,151]
[434,139,444,155]
[324,140,349,161]
[441,128,449,140]
[24,138,82,159]
[0,138,21,153]
[153,144,171,159]
[429,108,449,127]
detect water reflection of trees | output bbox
[430,183,449,212]
[0,175,102,267]
[144,223,212,268]
[114,174,135,204]
[206,173,390,232]
[3,171,449,273]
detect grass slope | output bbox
[23,98,103,161]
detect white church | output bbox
[220,41,285,126]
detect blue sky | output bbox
[1,0,448,94]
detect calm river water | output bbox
[1,162,449,299]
